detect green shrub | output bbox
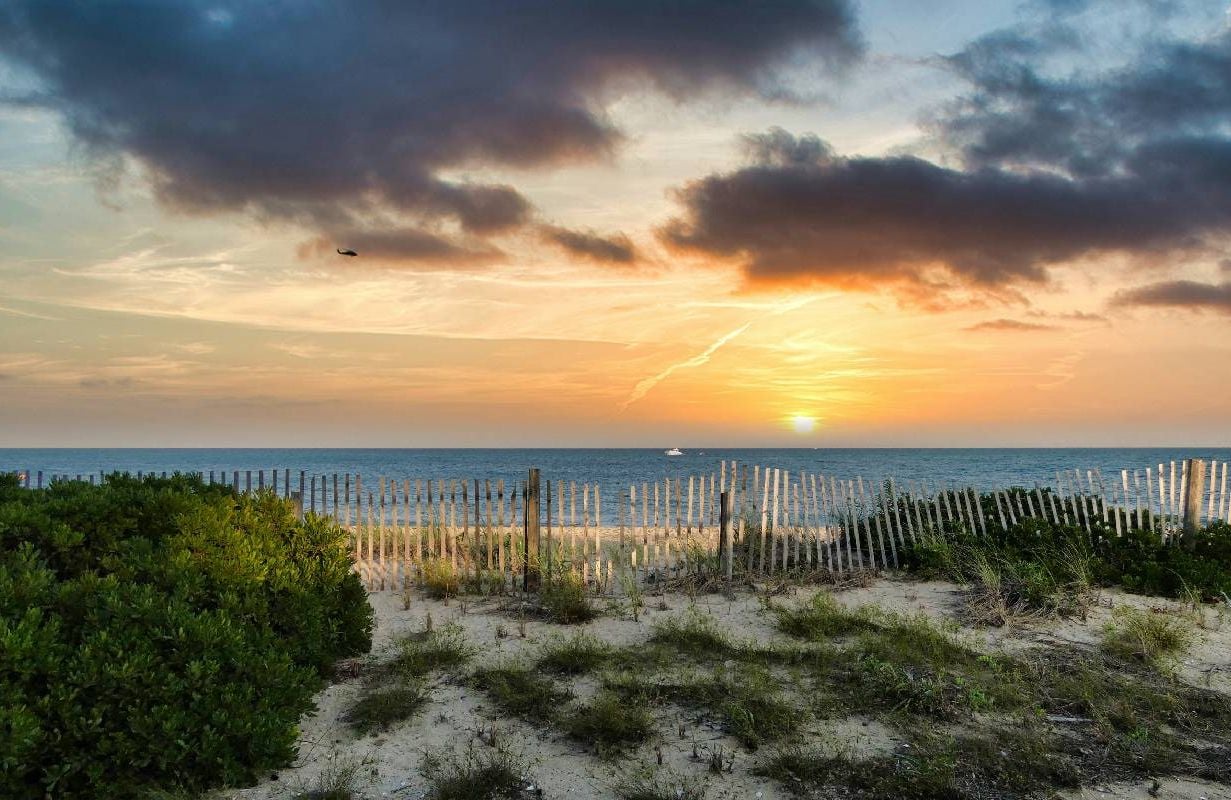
[1097,524,1231,600]
[903,513,1231,608]
[0,473,373,799]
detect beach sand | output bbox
[216,577,1231,800]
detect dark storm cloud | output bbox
[540,225,637,265]
[0,1,860,263]
[664,4,1231,297]
[1112,280,1231,314]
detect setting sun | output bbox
[790,415,818,434]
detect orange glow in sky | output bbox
[1,1,1228,447]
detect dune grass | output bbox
[1101,606,1198,669]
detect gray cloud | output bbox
[540,225,637,265]
[663,129,1231,289]
[1112,280,1231,314]
[664,4,1231,297]
[0,1,860,264]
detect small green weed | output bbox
[345,683,429,733]
[420,742,527,800]
[770,591,881,640]
[562,691,654,754]
[394,624,475,678]
[650,607,738,657]
[1101,606,1197,669]
[293,753,374,799]
[614,772,706,800]
[472,662,571,721]
[422,557,461,600]
[539,569,597,624]
[669,665,797,749]
[536,632,612,674]
[618,570,646,622]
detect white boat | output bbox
[664,447,683,456]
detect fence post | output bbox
[1182,458,1205,548]
[524,468,541,592]
[291,490,304,521]
[719,490,733,589]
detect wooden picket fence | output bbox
[12,458,1231,593]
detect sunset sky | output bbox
[2,0,1230,447]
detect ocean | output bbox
[4,447,1229,492]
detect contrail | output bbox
[619,296,816,411]
[620,322,752,411]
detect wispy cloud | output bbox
[0,304,59,321]
[964,318,1057,332]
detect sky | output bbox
[1,0,1229,448]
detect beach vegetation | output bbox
[292,752,374,800]
[391,623,474,678]
[538,568,596,623]
[421,556,461,600]
[0,472,373,800]
[1101,606,1197,669]
[614,772,707,800]
[420,742,528,800]
[561,690,654,755]
[471,661,570,721]
[536,631,612,674]
[345,682,429,733]
[649,606,739,657]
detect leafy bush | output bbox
[903,513,1231,606]
[1096,523,1231,600]
[0,472,373,799]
